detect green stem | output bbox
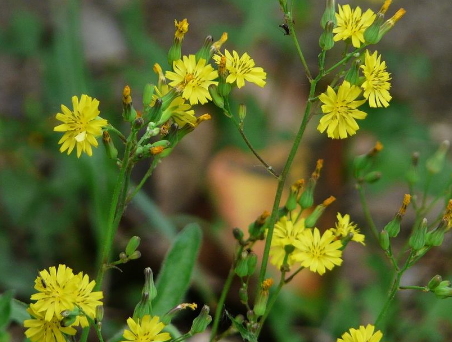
[399,285,427,291]
[356,183,380,244]
[210,246,244,342]
[106,124,127,143]
[324,45,367,76]
[287,12,312,81]
[284,266,304,283]
[258,78,317,285]
[224,105,279,179]
[126,158,160,204]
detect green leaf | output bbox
[153,224,202,316]
[10,299,29,324]
[0,291,14,329]
[225,310,257,342]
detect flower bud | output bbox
[233,228,244,243]
[254,278,273,317]
[235,257,249,277]
[405,152,420,185]
[299,160,323,209]
[427,275,442,291]
[305,196,336,228]
[95,305,104,328]
[133,117,144,130]
[133,268,157,320]
[320,0,337,28]
[238,104,247,122]
[126,236,141,257]
[319,21,335,51]
[426,140,449,175]
[285,179,304,212]
[353,141,383,177]
[217,55,232,97]
[378,8,406,40]
[128,251,141,260]
[246,252,258,276]
[102,131,118,160]
[379,230,390,250]
[143,83,155,108]
[384,194,410,237]
[363,171,381,184]
[239,285,248,304]
[122,85,137,122]
[208,84,224,109]
[195,35,214,63]
[409,218,427,250]
[248,210,270,239]
[344,59,361,86]
[119,252,127,262]
[433,281,452,299]
[190,305,212,335]
[364,13,384,44]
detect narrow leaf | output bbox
[153,223,202,316]
[0,291,14,329]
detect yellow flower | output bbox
[54,95,108,158]
[361,50,392,108]
[122,315,171,342]
[166,55,218,105]
[330,213,365,245]
[293,228,343,275]
[72,272,103,328]
[270,216,306,269]
[174,19,189,41]
[317,81,367,139]
[152,84,196,127]
[24,305,76,342]
[213,50,266,88]
[333,5,376,48]
[337,324,383,342]
[31,265,79,321]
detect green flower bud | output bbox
[246,252,258,276]
[384,216,401,238]
[128,251,141,260]
[208,84,224,109]
[133,117,144,130]
[190,305,212,335]
[363,171,382,184]
[102,131,118,160]
[168,43,182,68]
[320,0,337,28]
[233,228,244,242]
[427,275,442,291]
[353,142,384,178]
[433,280,452,299]
[254,279,273,317]
[143,83,155,108]
[235,255,249,278]
[119,252,127,262]
[126,236,141,257]
[344,59,361,86]
[319,21,335,51]
[299,182,314,209]
[239,285,248,305]
[238,104,247,122]
[133,268,157,320]
[305,196,336,228]
[95,305,104,325]
[143,98,162,123]
[122,85,137,122]
[364,13,384,44]
[409,218,427,250]
[195,35,214,63]
[378,9,406,41]
[379,230,390,250]
[426,229,445,247]
[426,140,450,175]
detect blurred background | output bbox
[1,0,452,341]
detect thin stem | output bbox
[356,183,380,243]
[225,106,279,179]
[258,78,317,285]
[287,12,312,81]
[106,124,127,143]
[421,173,432,209]
[126,158,160,204]
[324,45,367,76]
[210,246,244,342]
[399,285,427,291]
[284,266,304,283]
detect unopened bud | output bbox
[238,104,247,122]
[433,281,452,299]
[122,85,137,122]
[246,252,258,276]
[363,171,381,183]
[364,13,384,44]
[126,236,141,257]
[233,228,244,242]
[128,251,141,260]
[102,131,118,160]
[95,305,104,323]
[208,84,224,108]
[254,279,273,317]
[378,8,406,40]
[239,285,248,304]
[190,305,212,334]
[320,0,337,28]
[305,196,336,228]
[344,59,361,85]
[119,252,127,262]
[195,35,214,62]
[428,275,442,291]
[379,230,390,250]
[319,21,335,51]
[353,141,383,177]
[409,218,427,250]
[427,140,449,174]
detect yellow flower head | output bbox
[24,305,76,342]
[337,324,383,342]
[330,213,365,245]
[270,216,306,269]
[333,5,376,48]
[361,50,392,108]
[54,95,108,158]
[293,228,343,275]
[31,265,79,321]
[122,315,171,342]
[165,55,218,105]
[174,19,189,41]
[317,81,367,139]
[213,50,266,89]
[72,272,104,327]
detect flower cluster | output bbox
[317,1,405,139]
[24,265,103,342]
